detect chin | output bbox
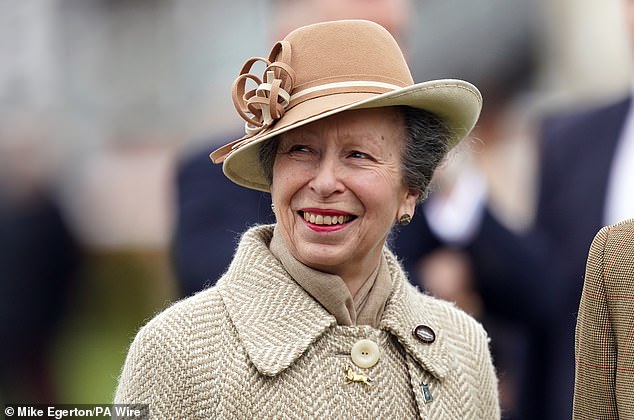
[297,247,350,273]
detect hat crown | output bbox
[281,20,413,91]
[228,19,414,141]
[212,19,482,192]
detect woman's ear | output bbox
[398,188,419,220]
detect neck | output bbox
[314,250,382,297]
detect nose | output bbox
[308,155,344,197]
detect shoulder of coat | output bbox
[405,281,490,342]
[134,286,227,345]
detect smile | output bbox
[299,210,355,226]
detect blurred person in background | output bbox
[0,123,81,403]
[395,0,634,418]
[171,0,411,297]
[574,218,634,419]
[393,31,550,420]
[116,20,499,418]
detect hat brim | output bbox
[220,79,482,192]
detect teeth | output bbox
[302,211,351,225]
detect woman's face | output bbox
[270,107,418,280]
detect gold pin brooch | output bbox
[344,364,373,385]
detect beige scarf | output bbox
[269,226,393,327]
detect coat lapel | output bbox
[380,253,455,380]
[218,226,336,376]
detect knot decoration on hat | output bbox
[232,41,296,136]
[210,20,483,193]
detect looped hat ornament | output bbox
[211,19,482,192]
[232,41,296,136]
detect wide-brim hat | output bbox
[210,19,482,192]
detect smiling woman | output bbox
[115,20,500,419]
[269,108,418,294]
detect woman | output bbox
[116,20,500,419]
[574,218,634,419]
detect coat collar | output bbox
[218,225,455,379]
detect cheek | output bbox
[355,168,405,210]
[271,162,304,205]
[376,164,406,195]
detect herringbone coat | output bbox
[574,218,634,419]
[115,225,499,419]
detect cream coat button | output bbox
[351,339,380,368]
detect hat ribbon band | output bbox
[211,80,406,163]
[289,80,402,103]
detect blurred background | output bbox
[0,0,631,413]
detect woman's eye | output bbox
[349,151,370,159]
[288,144,312,153]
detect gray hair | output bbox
[258,106,450,202]
[399,106,450,202]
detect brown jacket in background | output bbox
[574,218,634,419]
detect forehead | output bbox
[281,107,405,143]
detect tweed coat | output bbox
[574,218,634,419]
[115,225,499,419]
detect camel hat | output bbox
[210,19,482,191]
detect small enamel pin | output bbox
[421,383,433,404]
[344,364,373,385]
